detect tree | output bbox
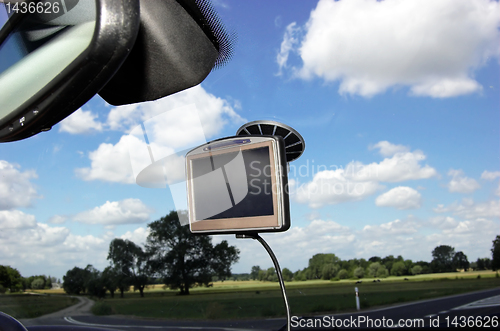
[0,265,23,292]
[250,266,261,280]
[336,269,347,279]
[431,245,455,273]
[108,238,150,297]
[84,265,107,299]
[391,262,406,276]
[282,268,293,282]
[321,264,339,280]
[211,240,240,281]
[353,267,365,279]
[452,251,469,271]
[146,211,240,295]
[266,267,277,282]
[102,266,120,298]
[492,235,500,271]
[367,262,387,278]
[411,265,422,275]
[63,266,89,295]
[308,254,340,280]
[31,278,45,289]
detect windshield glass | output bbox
[0,0,499,329]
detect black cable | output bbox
[236,233,291,331]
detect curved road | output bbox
[20,296,95,326]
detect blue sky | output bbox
[1,0,499,279]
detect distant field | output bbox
[99,272,500,320]
[0,294,78,319]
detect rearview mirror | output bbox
[0,0,141,142]
[0,0,233,142]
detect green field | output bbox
[98,271,500,320]
[0,294,78,319]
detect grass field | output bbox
[0,294,78,319]
[97,271,500,320]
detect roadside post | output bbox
[355,287,360,311]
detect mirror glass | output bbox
[0,0,96,122]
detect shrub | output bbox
[91,301,113,315]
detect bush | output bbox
[338,269,348,279]
[91,301,113,315]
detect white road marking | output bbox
[452,295,500,310]
[64,316,259,331]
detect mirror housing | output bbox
[0,0,141,142]
[98,0,234,105]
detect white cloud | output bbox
[370,141,410,157]
[292,142,436,208]
[0,213,112,277]
[447,169,480,193]
[75,135,136,183]
[48,215,67,224]
[481,170,500,181]
[78,86,245,184]
[279,0,500,98]
[434,198,500,220]
[345,149,437,183]
[0,210,37,229]
[291,170,383,208]
[427,216,459,230]
[106,85,244,135]
[363,218,419,236]
[72,199,153,225]
[276,22,301,75]
[0,160,39,210]
[120,227,150,247]
[59,109,103,134]
[375,186,422,210]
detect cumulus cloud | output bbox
[72,199,153,225]
[345,149,437,183]
[278,0,500,98]
[77,86,244,184]
[481,170,500,181]
[292,142,435,208]
[292,171,383,208]
[106,85,244,134]
[370,141,410,157]
[434,198,500,220]
[120,227,150,247]
[427,216,459,230]
[0,212,112,277]
[0,160,39,210]
[447,169,480,193]
[75,135,136,183]
[363,218,419,236]
[375,186,422,210]
[59,109,103,134]
[0,210,37,229]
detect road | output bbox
[19,288,500,330]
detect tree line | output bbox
[62,211,240,297]
[250,236,500,282]
[0,265,59,293]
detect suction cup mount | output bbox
[236,120,305,163]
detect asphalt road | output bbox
[18,288,500,330]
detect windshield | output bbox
[0,0,499,330]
